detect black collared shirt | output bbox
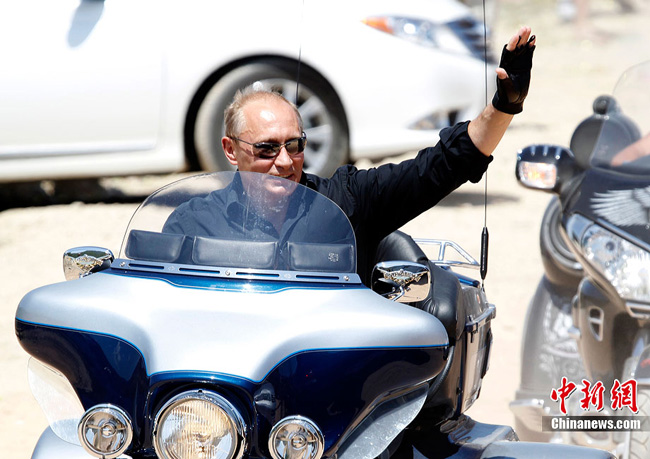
[301,121,492,284]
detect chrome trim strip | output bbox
[114,258,361,285]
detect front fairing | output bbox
[565,171,650,246]
[16,172,449,458]
[16,274,448,457]
[562,61,650,246]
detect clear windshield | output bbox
[590,61,650,174]
[118,172,357,274]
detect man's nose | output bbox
[274,146,293,168]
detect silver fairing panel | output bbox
[16,271,448,381]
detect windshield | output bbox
[118,172,357,276]
[590,60,650,174]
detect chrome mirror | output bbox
[63,247,114,281]
[515,144,578,194]
[371,261,430,303]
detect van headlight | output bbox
[581,224,650,302]
[153,390,246,459]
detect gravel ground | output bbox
[2,1,649,456]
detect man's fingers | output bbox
[507,26,533,51]
[506,34,518,52]
[496,68,508,80]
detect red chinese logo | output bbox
[611,379,639,414]
[550,377,638,415]
[550,377,577,415]
[580,379,605,412]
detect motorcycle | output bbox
[511,61,650,457]
[15,171,612,458]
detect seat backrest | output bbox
[374,230,428,265]
[192,237,277,269]
[125,230,188,263]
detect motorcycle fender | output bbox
[30,427,88,458]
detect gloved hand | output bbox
[492,33,536,115]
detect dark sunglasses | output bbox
[231,132,307,159]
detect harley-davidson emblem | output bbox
[591,186,650,226]
[383,269,424,287]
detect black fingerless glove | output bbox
[492,36,536,114]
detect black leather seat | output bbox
[373,231,464,344]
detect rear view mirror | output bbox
[63,247,114,280]
[516,144,578,194]
[371,261,430,303]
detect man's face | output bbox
[222,97,304,183]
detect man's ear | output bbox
[222,137,238,166]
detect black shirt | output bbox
[300,121,492,283]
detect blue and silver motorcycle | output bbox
[15,171,611,458]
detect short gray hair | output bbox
[224,85,303,138]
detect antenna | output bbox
[295,0,305,105]
[479,0,489,287]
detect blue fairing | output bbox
[16,319,445,456]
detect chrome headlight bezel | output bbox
[153,389,246,459]
[77,404,133,458]
[268,415,324,459]
[577,220,650,303]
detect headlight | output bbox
[153,390,246,459]
[362,16,471,56]
[268,416,324,459]
[78,404,133,458]
[581,224,650,302]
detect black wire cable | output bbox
[480,0,490,285]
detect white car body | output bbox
[0,0,495,182]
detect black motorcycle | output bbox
[511,61,650,457]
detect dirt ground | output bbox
[2,1,650,456]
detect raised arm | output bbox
[468,26,536,156]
